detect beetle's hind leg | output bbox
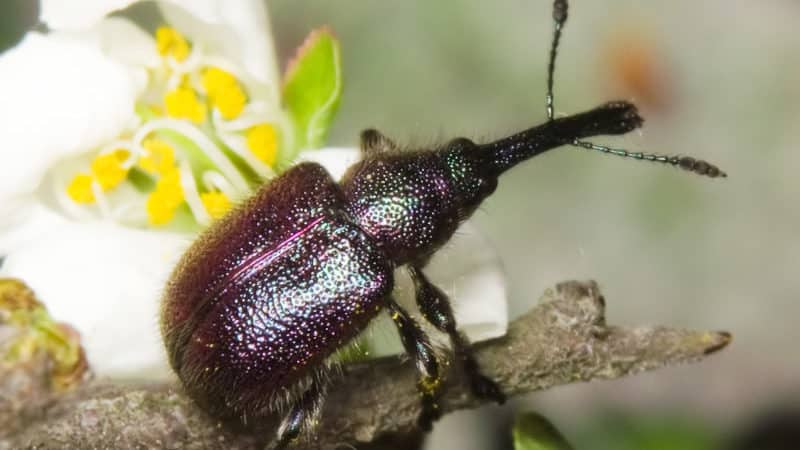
[267,378,327,450]
[386,297,443,430]
[407,265,506,404]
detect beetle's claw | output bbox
[417,402,441,431]
[471,375,506,405]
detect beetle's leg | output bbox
[386,296,443,430]
[360,128,397,154]
[268,378,327,450]
[408,265,506,404]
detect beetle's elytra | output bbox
[160,1,725,448]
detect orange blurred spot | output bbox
[604,30,674,113]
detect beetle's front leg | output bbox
[267,378,327,450]
[386,297,443,430]
[407,265,506,404]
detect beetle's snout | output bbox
[586,101,643,136]
[476,101,645,177]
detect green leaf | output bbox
[571,413,718,450]
[514,412,575,450]
[282,26,343,162]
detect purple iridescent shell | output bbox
[161,163,392,418]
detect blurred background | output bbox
[3,0,799,449]
[270,1,800,449]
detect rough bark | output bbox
[0,280,731,450]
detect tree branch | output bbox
[0,280,730,450]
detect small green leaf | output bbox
[572,413,718,450]
[282,26,343,161]
[513,412,575,450]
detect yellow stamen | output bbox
[164,85,206,123]
[246,123,279,166]
[155,26,190,62]
[90,149,130,191]
[201,67,247,120]
[66,174,95,204]
[146,167,184,226]
[155,167,184,205]
[212,85,247,120]
[146,192,178,225]
[139,138,176,175]
[201,67,237,98]
[200,191,232,219]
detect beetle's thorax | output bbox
[340,141,496,265]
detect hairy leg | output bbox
[267,378,327,450]
[386,296,443,430]
[408,265,505,404]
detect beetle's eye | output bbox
[447,137,477,153]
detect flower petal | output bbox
[40,0,138,30]
[0,205,188,378]
[301,147,509,356]
[158,0,280,90]
[424,220,508,342]
[0,32,145,207]
[89,17,160,68]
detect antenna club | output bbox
[553,0,568,24]
[674,156,728,178]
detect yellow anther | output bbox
[212,86,246,120]
[200,191,232,219]
[155,26,190,62]
[146,167,184,226]
[246,123,279,166]
[90,149,130,191]
[165,85,206,123]
[201,67,237,98]
[155,167,184,205]
[146,192,177,226]
[202,66,247,120]
[66,174,95,204]
[139,138,176,175]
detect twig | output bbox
[0,280,731,450]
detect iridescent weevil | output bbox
[160,1,726,448]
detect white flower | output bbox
[0,1,507,378]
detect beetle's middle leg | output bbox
[407,265,506,404]
[386,296,443,430]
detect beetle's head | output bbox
[441,137,499,219]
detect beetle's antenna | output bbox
[546,0,568,121]
[571,140,727,178]
[544,0,726,178]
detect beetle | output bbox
[160,0,726,448]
